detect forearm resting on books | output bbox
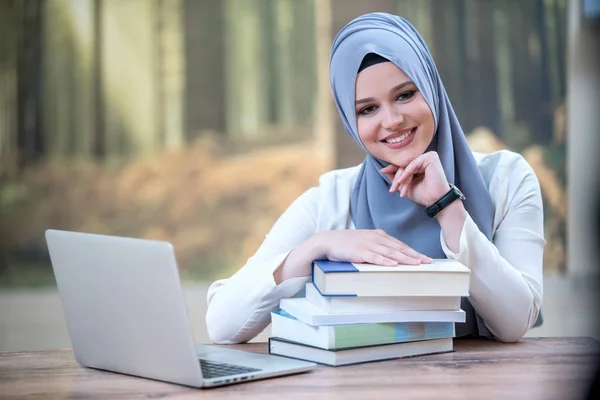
[273,234,326,284]
[206,250,306,343]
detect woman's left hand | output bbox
[380,151,450,206]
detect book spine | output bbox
[332,322,454,348]
[314,260,359,273]
[312,281,356,297]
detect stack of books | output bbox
[268,259,470,366]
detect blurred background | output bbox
[0,0,598,350]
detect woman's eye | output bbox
[396,90,416,102]
[358,105,377,115]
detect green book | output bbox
[270,310,455,350]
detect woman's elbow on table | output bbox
[489,307,540,343]
[205,305,244,344]
[493,327,528,343]
[205,288,245,344]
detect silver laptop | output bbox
[45,229,315,388]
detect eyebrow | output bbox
[355,81,415,105]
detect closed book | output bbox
[312,259,470,297]
[271,310,455,350]
[268,337,454,367]
[305,282,462,314]
[279,297,466,326]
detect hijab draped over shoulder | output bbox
[329,12,495,336]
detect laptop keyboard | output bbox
[199,359,261,379]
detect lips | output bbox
[381,127,416,143]
[380,127,417,150]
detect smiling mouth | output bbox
[382,128,416,144]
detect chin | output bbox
[388,153,416,168]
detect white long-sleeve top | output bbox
[206,150,545,344]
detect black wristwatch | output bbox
[425,184,466,218]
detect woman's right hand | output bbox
[274,229,432,284]
[315,229,432,266]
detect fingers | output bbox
[373,230,432,264]
[398,174,414,197]
[392,241,433,263]
[379,165,398,174]
[388,167,405,193]
[394,156,426,189]
[370,245,422,265]
[380,165,400,183]
[361,252,399,266]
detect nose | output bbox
[381,106,404,131]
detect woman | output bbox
[205,12,544,344]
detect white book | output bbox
[305,282,462,314]
[269,337,454,367]
[279,297,466,326]
[312,259,470,297]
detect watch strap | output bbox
[425,184,466,218]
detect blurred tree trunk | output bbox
[43,0,73,159]
[533,0,553,144]
[552,0,567,100]
[156,0,185,150]
[272,0,295,127]
[16,0,44,164]
[42,0,100,159]
[313,0,334,165]
[397,0,434,55]
[92,0,104,159]
[509,0,535,147]
[492,0,516,144]
[541,0,568,142]
[0,1,19,162]
[462,0,500,137]
[291,0,316,127]
[224,0,269,141]
[431,0,466,125]
[183,0,226,140]
[70,0,95,157]
[476,0,500,137]
[269,0,316,136]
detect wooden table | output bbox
[0,337,598,400]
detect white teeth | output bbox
[385,129,414,144]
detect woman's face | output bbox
[354,62,435,168]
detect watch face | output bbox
[453,185,466,200]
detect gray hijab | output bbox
[329,12,495,258]
[330,13,497,337]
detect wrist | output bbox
[429,182,451,204]
[305,231,329,260]
[435,200,467,254]
[274,233,327,284]
[435,200,467,229]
